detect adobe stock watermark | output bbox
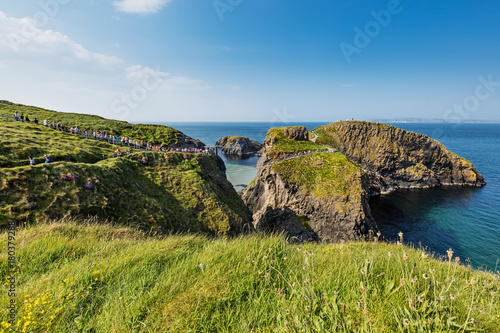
[340,0,410,64]
[8,0,71,52]
[213,0,243,21]
[6,221,18,327]
[270,106,296,128]
[433,74,499,139]
[258,106,296,140]
[444,74,499,122]
[110,67,168,120]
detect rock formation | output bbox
[242,155,377,243]
[215,136,264,157]
[168,133,206,149]
[314,121,486,194]
[242,122,486,243]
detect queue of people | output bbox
[13,111,38,124]
[8,111,215,166]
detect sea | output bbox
[159,122,500,270]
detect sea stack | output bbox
[215,136,264,157]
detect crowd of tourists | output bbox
[9,110,214,165]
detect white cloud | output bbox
[0,11,121,66]
[113,0,173,14]
[126,65,208,90]
[0,11,212,122]
[126,65,167,80]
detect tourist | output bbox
[34,118,39,124]
[44,155,52,163]
[20,114,24,122]
[25,115,31,123]
[116,148,121,156]
[14,111,19,121]
[28,155,35,166]
[43,119,48,126]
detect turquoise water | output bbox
[165,122,329,192]
[370,123,500,269]
[162,122,500,269]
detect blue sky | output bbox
[1,0,499,122]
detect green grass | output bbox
[272,152,362,199]
[0,119,117,168]
[313,125,340,147]
[0,101,183,146]
[0,152,251,235]
[265,128,327,158]
[226,136,248,140]
[0,220,498,332]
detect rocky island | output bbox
[214,136,264,157]
[242,122,485,243]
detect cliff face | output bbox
[0,152,252,235]
[215,136,264,157]
[242,154,378,243]
[241,126,379,242]
[314,121,486,194]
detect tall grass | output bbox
[1,220,498,332]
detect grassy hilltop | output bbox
[0,101,182,146]
[0,103,250,234]
[0,119,117,168]
[264,127,327,158]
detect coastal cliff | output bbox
[314,121,486,194]
[0,103,252,235]
[241,127,378,242]
[215,136,263,157]
[242,122,485,243]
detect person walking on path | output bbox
[44,155,52,163]
[28,156,35,166]
[14,111,19,121]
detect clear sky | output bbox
[1,0,499,122]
